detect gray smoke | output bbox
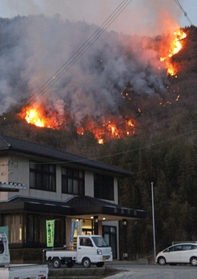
[2,0,182,35]
[0,15,170,125]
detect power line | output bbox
[89,128,197,162]
[26,0,193,105]
[174,0,193,25]
[28,0,133,105]
[8,128,197,166]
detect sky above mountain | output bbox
[0,0,195,36]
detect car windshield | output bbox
[163,243,197,252]
[92,236,109,247]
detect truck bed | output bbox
[0,264,48,278]
[46,249,77,259]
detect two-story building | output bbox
[0,134,146,261]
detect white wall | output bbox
[0,156,9,201]
[84,171,94,197]
[113,178,118,204]
[5,155,96,201]
[2,153,118,205]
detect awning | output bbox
[65,196,146,221]
[0,195,146,221]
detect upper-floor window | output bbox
[61,167,84,195]
[30,162,56,192]
[94,173,114,201]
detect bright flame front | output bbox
[25,108,45,127]
[19,105,64,129]
[19,105,136,144]
[160,29,186,75]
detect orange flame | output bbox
[25,107,45,127]
[76,118,135,144]
[19,105,63,129]
[19,105,135,144]
[160,29,186,75]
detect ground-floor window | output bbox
[3,214,23,243]
[103,225,117,259]
[3,213,65,248]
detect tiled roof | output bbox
[64,195,146,219]
[0,195,71,215]
[0,134,134,177]
[0,195,146,220]
[65,195,122,208]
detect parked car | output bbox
[156,243,197,266]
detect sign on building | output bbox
[46,220,55,247]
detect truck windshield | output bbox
[92,237,109,247]
[0,241,4,254]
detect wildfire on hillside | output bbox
[19,28,187,143]
[19,105,65,129]
[77,117,135,144]
[19,104,136,144]
[160,29,186,76]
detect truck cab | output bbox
[0,232,10,267]
[76,235,112,267]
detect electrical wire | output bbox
[19,0,195,165]
[26,0,193,105]
[27,0,133,105]
[174,0,193,25]
[4,127,196,166]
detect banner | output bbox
[70,221,76,246]
[46,220,55,247]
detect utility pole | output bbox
[151,181,156,264]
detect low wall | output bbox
[10,248,44,263]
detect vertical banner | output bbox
[70,221,76,247]
[76,219,82,235]
[46,220,55,247]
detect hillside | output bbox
[0,17,196,151]
[0,16,197,256]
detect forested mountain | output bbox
[0,15,197,258]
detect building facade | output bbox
[0,134,146,261]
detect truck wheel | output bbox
[66,260,74,268]
[82,257,91,268]
[52,257,61,268]
[96,262,104,267]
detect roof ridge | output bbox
[0,134,96,162]
[0,134,12,149]
[0,134,134,177]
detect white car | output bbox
[156,243,197,266]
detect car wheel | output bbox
[158,256,166,265]
[82,257,91,268]
[96,262,104,267]
[52,257,61,268]
[190,257,197,266]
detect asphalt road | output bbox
[104,264,197,279]
[49,261,197,279]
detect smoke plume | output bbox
[0,14,176,126]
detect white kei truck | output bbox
[0,232,48,279]
[46,235,113,268]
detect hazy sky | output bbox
[0,0,195,35]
